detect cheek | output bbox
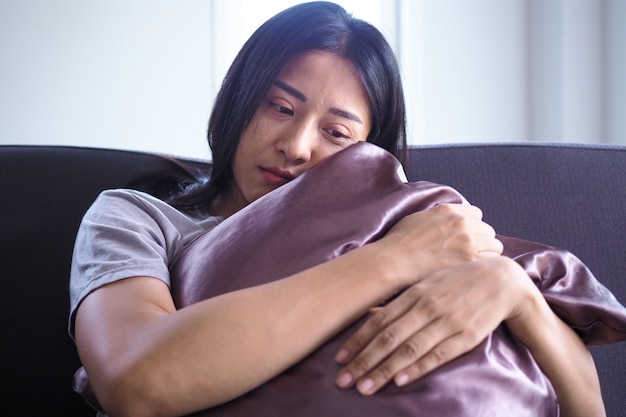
[232,121,269,191]
[315,145,342,163]
[240,119,273,157]
[315,140,361,163]
[252,110,272,135]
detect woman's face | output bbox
[221,51,372,215]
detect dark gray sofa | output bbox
[1,143,624,416]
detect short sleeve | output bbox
[68,189,221,338]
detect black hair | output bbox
[163,1,407,211]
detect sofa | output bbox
[1,143,625,416]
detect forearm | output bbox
[166,244,398,404]
[505,287,605,417]
[77,242,401,417]
[77,204,501,417]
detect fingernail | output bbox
[369,307,383,315]
[395,373,410,386]
[336,371,353,388]
[357,378,375,395]
[335,348,349,363]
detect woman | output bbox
[70,2,605,417]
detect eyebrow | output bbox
[273,80,364,124]
[329,107,363,124]
[274,80,307,102]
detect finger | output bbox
[334,306,399,367]
[351,318,452,395]
[355,314,491,395]
[476,219,496,237]
[476,235,504,256]
[448,202,497,232]
[335,287,437,388]
[457,217,501,256]
[335,286,425,366]
[466,205,485,221]
[435,203,484,220]
[369,306,384,316]
[394,331,483,387]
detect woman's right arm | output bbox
[74,204,500,417]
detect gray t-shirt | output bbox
[69,188,222,338]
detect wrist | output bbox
[502,262,558,352]
[360,240,412,295]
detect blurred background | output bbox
[1,0,624,160]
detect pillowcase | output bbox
[76,142,626,416]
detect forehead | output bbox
[278,51,358,81]
[274,51,371,115]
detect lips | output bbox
[259,166,296,186]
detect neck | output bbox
[209,185,247,218]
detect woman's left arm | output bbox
[334,256,605,417]
[505,278,606,417]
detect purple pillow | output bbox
[76,142,626,416]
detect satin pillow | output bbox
[75,142,626,416]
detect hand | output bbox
[376,204,503,287]
[335,256,533,395]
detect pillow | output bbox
[76,142,626,416]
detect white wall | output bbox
[1,0,624,160]
[402,0,626,145]
[606,0,626,144]
[400,0,529,144]
[1,0,215,160]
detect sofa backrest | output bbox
[1,143,624,416]
[406,143,626,417]
[0,146,202,416]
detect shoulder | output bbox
[85,188,222,236]
[89,188,183,218]
[69,189,223,334]
[75,188,223,275]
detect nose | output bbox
[276,123,316,164]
